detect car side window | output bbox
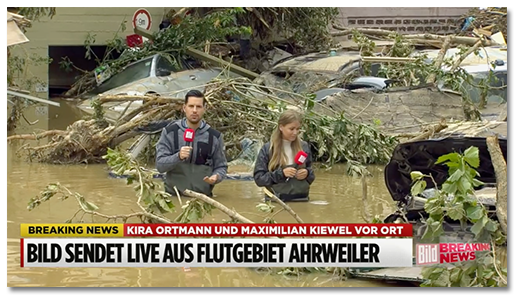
[90,58,153,94]
[156,55,180,76]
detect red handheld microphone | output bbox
[286,151,308,182]
[294,151,308,166]
[184,129,195,146]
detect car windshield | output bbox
[467,70,507,103]
[90,57,154,94]
[442,70,507,104]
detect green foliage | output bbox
[175,200,215,223]
[27,183,100,224]
[81,8,251,91]
[7,51,52,89]
[103,148,175,216]
[303,109,398,167]
[237,8,338,52]
[420,254,507,287]
[15,7,56,24]
[7,8,55,130]
[410,146,507,287]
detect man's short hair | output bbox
[185,89,205,105]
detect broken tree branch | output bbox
[7,130,67,142]
[98,95,183,105]
[406,121,448,142]
[183,189,254,223]
[361,175,371,223]
[449,40,483,72]
[263,187,304,223]
[426,35,453,84]
[486,136,507,235]
[331,25,495,46]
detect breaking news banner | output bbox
[416,243,492,265]
[20,238,413,268]
[20,223,412,237]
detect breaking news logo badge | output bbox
[416,244,439,265]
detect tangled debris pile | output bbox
[62,7,339,98]
[457,7,507,43]
[8,76,398,170]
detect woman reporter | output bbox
[253,110,315,202]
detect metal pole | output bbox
[7,90,61,107]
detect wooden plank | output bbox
[361,56,417,63]
[351,266,425,282]
[134,27,260,80]
[185,47,260,80]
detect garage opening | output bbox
[48,45,121,98]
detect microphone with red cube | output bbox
[183,129,195,160]
[184,129,195,146]
[286,150,308,182]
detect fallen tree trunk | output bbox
[183,189,254,223]
[8,79,398,167]
[7,95,179,164]
[426,36,453,84]
[486,135,507,235]
[405,121,448,142]
[331,25,496,46]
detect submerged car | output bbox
[78,53,238,121]
[256,50,382,93]
[419,46,508,104]
[312,76,394,102]
[383,136,507,243]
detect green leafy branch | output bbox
[409,146,507,287]
[103,148,175,219]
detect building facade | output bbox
[335,7,472,35]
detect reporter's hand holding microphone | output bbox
[179,129,194,160]
[181,128,219,185]
[285,151,308,182]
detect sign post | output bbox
[132,9,152,42]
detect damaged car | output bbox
[77,53,238,121]
[255,50,382,93]
[383,136,507,243]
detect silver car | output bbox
[78,53,235,121]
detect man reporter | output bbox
[156,90,228,197]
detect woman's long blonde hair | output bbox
[268,110,303,171]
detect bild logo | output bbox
[416,244,439,265]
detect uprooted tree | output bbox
[8,77,397,175]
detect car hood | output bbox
[100,68,225,97]
[384,137,508,202]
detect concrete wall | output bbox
[11,7,175,94]
[335,7,473,36]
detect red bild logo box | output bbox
[416,244,439,265]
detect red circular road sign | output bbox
[132,9,152,30]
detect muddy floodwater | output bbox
[7,100,407,287]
